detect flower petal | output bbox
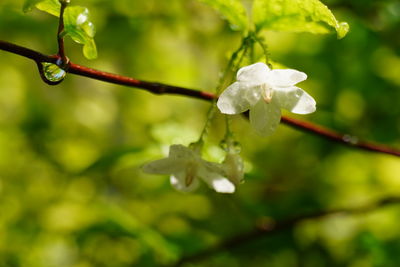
[198,164,235,193]
[267,69,307,87]
[222,152,244,185]
[217,82,252,114]
[249,99,281,136]
[237,62,270,85]
[210,177,236,193]
[202,160,225,174]
[142,158,185,174]
[170,171,199,192]
[169,144,196,159]
[275,87,316,114]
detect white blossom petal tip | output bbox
[268,69,307,87]
[293,93,316,114]
[275,87,316,114]
[217,82,250,114]
[237,62,270,85]
[211,178,235,193]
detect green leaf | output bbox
[253,0,349,39]
[23,1,98,59]
[199,0,248,31]
[64,6,98,59]
[36,0,61,17]
[23,0,43,13]
[83,39,98,60]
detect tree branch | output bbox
[280,116,400,157]
[57,0,68,65]
[1,39,400,157]
[172,196,400,266]
[0,40,56,63]
[68,63,216,100]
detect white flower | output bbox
[222,151,244,185]
[217,62,316,136]
[142,144,235,193]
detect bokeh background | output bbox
[1,0,400,266]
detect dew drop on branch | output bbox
[42,63,66,83]
[342,134,359,145]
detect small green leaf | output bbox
[23,1,98,60]
[36,0,61,17]
[199,0,248,31]
[83,39,97,60]
[64,6,98,59]
[23,0,43,13]
[253,0,349,39]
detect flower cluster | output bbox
[143,63,316,194]
[217,62,316,136]
[142,144,244,194]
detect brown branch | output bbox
[68,63,216,100]
[57,0,68,65]
[281,117,400,157]
[0,39,400,157]
[172,196,400,266]
[0,40,56,63]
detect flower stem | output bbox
[197,36,251,143]
[253,34,272,68]
[57,0,69,67]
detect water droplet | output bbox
[232,141,241,153]
[294,91,302,98]
[337,22,350,39]
[42,63,66,83]
[220,139,241,153]
[219,140,228,151]
[83,21,96,38]
[76,10,89,25]
[342,134,359,145]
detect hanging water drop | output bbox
[337,22,350,39]
[219,139,228,151]
[42,62,66,83]
[232,141,242,153]
[342,134,359,145]
[82,21,96,38]
[220,139,242,153]
[76,10,89,25]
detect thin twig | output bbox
[68,63,216,100]
[57,0,69,65]
[0,40,56,63]
[281,116,400,157]
[0,40,400,157]
[172,196,400,266]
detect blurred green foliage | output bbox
[252,0,349,38]
[0,0,400,266]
